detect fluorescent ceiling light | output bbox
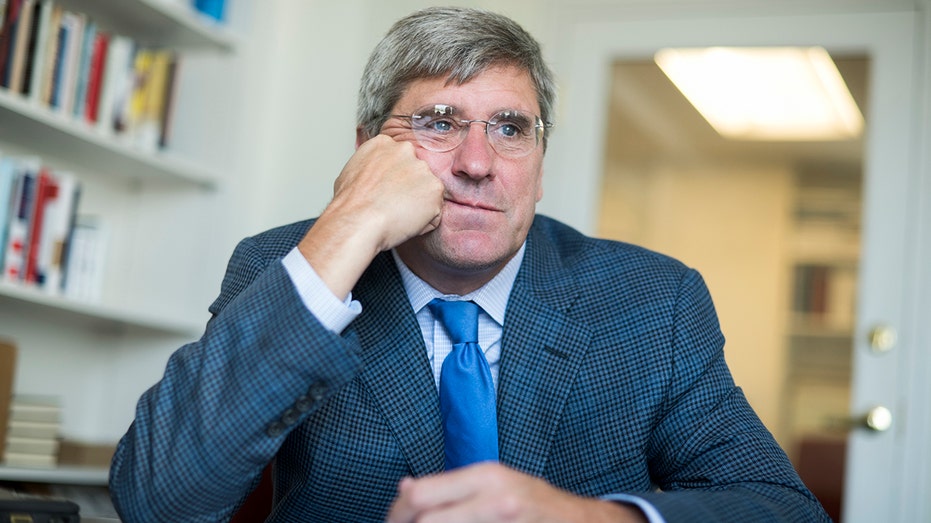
[654,47,863,140]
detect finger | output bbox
[385,477,417,523]
[387,474,488,523]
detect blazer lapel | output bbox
[351,253,445,477]
[496,227,592,477]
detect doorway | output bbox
[597,54,867,522]
[544,7,921,522]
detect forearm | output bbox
[109,262,363,521]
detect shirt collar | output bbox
[391,243,526,327]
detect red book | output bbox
[84,31,109,123]
[24,169,59,285]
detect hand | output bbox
[386,462,647,523]
[329,135,444,250]
[298,135,444,299]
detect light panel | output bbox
[654,47,863,140]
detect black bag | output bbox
[0,488,80,523]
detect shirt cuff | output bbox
[281,247,362,333]
[600,493,666,523]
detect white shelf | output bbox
[0,89,219,190]
[0,282,202,337]
[0,465,109,486]
[54,0,238,52]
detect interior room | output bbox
[0,1,928,521]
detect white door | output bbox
[542,5,925,522]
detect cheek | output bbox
[417,150,452,177]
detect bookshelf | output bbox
[0,281,202,336]
[52,0,237,51]
[0,464,108,486]
[0,0,239,486]
[0,89,219,189]
[783,165,862,454]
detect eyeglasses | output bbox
[388,104,553,159]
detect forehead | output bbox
[395,65,540,116]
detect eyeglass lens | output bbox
[407,104,543,158]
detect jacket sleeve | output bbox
[109,236,364,522]
[638,268,830,522]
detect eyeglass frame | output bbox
[385,104,554,158]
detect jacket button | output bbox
[308,381,327,401]
[281,408,299,426]
[266,421,286,437]
[295,395,313,413]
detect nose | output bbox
[450,121,494,180]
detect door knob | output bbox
[859,405,893,432]
[868,325,897,353]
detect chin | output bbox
[424,230,514,273]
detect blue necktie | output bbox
[428,299,499,469]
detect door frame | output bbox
[539,3,929,521]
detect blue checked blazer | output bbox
[110,215,829,522]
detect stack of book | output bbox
[3,394,61,469]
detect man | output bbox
[109,7,830,522]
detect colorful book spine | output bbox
[1,0,182,150]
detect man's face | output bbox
[380,65,545,290]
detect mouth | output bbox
[445,196,500,212]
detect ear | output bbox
[355,127,369,149]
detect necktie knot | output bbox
[428,299,479,345]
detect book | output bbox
[45,8,66,108]
[1,157,40,282]
[193,0,226,23]
[8,394,60,418]
[71,17,95,119]
[63,214,107,302]
[22,167,57,285]
[83,29,107,123]
[6,420,58,440]
[18,0,44,96]
[35,169,77,292]
[0,154,17,264]
[25,0,52,102]
[96,33,132,135]
[136,49,172,152]
[0,341,15,462]
[124,46,153,139]
[54,177,79,293]
[158,53,179,149]
[36,0,60,106]
[56,9,83,114]
[5,436,59,455]
[48,8,79,112]
[6,0,34,93]
[3,451,56,468]
[0,0,25,88]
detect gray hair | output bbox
[357,6,557,147]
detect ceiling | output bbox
[605,54,869,169]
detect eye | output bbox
[425,118,457,134]
[490,111,534,140]
[497,122,521,138]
